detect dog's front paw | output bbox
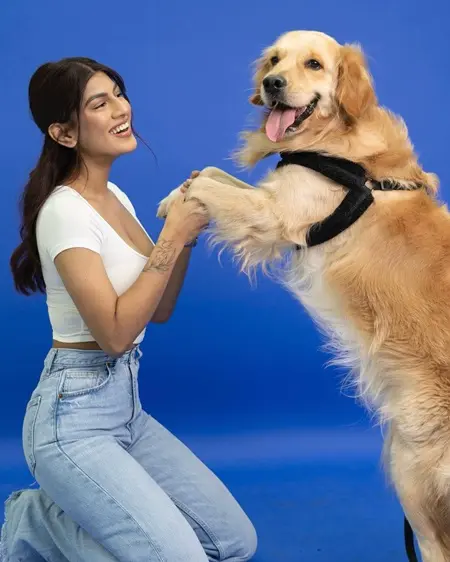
[156,186,182,219]
[199,166,227,180]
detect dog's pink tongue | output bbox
[265,107,297,142]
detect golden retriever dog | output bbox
[157,30,448,560]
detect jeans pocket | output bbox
[22,395,42,476]
[58,364,112,399]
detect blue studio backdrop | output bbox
[1,1,449,560]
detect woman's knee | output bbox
[185,508,258,561]
[227,515,258,561]
[216,521,258,562]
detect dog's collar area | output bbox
[275,151,426,249]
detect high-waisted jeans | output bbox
[1,346,257,561]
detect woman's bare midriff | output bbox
[52,339,103,350]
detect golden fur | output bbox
[157,30,450,560]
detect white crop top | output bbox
[36,182,153,344]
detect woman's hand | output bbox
[158,170,209,245]
[180,170,200,196]
[163,171,209,245]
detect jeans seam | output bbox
[25,396,42,476]
[51,439,166,562]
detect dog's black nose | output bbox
[263,75,287,94]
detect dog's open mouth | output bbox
[265,95,320,143]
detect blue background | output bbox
[1,0,448,560]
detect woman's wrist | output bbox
[160,222,188,247]
[160,221,199,249]
[184,237,198,248]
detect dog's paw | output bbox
[156,186,182,219]
[199,166,227,179]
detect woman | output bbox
[1,57,257,562]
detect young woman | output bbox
[1,57,257,562]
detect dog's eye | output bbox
[305,59,322,70]
[270,55,279,66]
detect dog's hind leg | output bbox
[386,428,450,562]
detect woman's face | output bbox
[76,71,137,162]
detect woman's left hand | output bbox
[156,170,207,227]
[179,170,209,239]
[180,170,200,195]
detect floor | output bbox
[0,424,411,561]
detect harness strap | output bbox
[277,150,369,188]
[306,186,373,247]
[276,151,424,248]
[404,518,418,562]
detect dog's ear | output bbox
[249,56,268,106]
[336,44,377,121]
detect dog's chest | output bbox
[286,250,364,361]
[284,250,391,408]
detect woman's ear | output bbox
[336,44,377,121]
[48,122,77,148]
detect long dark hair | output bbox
[10,57,130,295]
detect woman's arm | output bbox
[54,195,207,356]
[150,173,202,323]
[151,246,193,323]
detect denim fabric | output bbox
[1,347,257,561]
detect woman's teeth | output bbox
[110,122,130,135]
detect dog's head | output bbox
[249,30,377,144]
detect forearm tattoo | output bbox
[143,238,177,273]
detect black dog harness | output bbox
[276,151,426,248]
[276,150,424,561]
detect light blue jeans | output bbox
[1,346,257,561]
